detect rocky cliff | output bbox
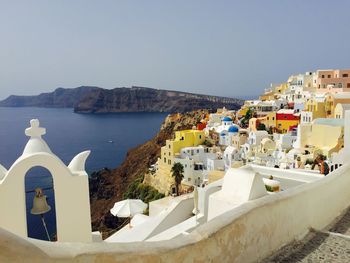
[74,86,243,113]
[89,110,209,237]
[0,87,100,108]
[0,86,243,113]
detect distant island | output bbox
[0,86,244,113]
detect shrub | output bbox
[123,176,165,204]
[265,185,274,192]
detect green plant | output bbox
[123,176,165,205]
[305,158,314,165]
[267,126,273,134]
[265,185,274,192]
[171,162,184,196]
[257,123,266,131]
[203,138,213,147]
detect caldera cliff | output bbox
[0,86,243,113]
[89,110,209,237]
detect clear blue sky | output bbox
[0,0,350,100]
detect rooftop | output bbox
[313,118,344,127]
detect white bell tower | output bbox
[0,119,93,242]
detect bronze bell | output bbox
[30,188,51,215]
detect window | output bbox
[168,160,171,165]
[169,152,171,156]
[199,135,202,139]
[197,150,199,153]
[322,75,325,78]
[272,117,275,120]
[347,83,350,88]
[328,75,331,78]
[343,74,349,78]
[164,158,166,163]
[168,145,171,149]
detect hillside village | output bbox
[145,69,350,195]
[3,69,350,262]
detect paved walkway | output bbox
[263,208,350,262]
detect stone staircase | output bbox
[263,208,350,262]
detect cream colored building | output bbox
[296,118,344,157]
[334,103,350,119]
[232,130,248,149]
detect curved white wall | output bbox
[1,164,350,262]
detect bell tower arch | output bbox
[25,166,56,241]
[0,119,92,242]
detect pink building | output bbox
[315,69,350,93]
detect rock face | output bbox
[0,87,100,108]
[0,86,243,113]
[89,110,209,237]
[74,86,243,113]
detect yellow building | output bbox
[275,83,288,95]
[249,112,276,131]
[147,129,206,195]
[160,130,205,167]
[237,106,249,119]
[259,112,276,129]
[259,91,275,101]
[304,97,326,120]
[325,92,350,118]
[276,109,300,133]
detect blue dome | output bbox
[222,116,232,122]
[228,125,239,133]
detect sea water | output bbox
[0,107,167,240]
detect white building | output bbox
[174,157,204,186]
[274,131,297,151]
[300,111,313,124]
[206,108,235,131]
[247,130,269,147]
[207,157,225,172]
[218,125,239,146]
[223,146,241,170]
[175,146,220,187]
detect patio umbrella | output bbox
[110,199,148,218]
